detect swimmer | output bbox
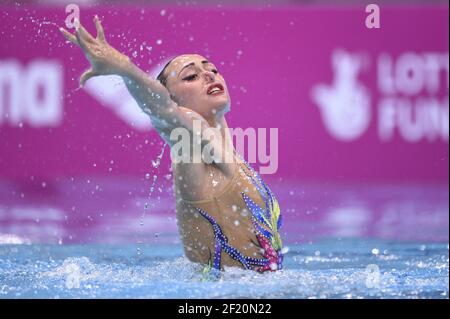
[60,16,283,273]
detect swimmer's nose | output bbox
[203,70,215,82]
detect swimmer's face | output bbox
[163,54,230,118]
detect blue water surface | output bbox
[0,239,447,299]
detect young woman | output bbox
[60,16,283,273]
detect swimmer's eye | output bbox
[183,70,218,81]
[183,74,198,81]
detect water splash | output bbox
[0,240,448,298]
[137,144,168,255]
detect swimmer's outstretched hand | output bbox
[60,15,191,141]
[60,16,131,87]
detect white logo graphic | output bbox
[84,75,153,131]
[0,59,63,127]
[83,60,174,132]
[311,49,371,141]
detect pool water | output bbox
[0,240,447,299]
[0,178,448,298]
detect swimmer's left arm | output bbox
[60,17,188,135]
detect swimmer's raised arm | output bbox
[59,16,201,139]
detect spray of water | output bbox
[136,143,167,256]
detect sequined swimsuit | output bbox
[175,156,283,273]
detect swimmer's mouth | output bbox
[207,83,225,95]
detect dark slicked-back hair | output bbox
[156,57,176,87]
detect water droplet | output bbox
[152,160,159,168]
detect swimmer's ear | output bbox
[80,68,99,87]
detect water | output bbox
[0,240,447,299]
[0,178,448,298]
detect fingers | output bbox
[94,15,106,42]
[74,28,90,52]
[60,16,103,45]
[59,27,79,46]
[80,68,99,87]
[61,15,106,50]
[75,18,96,44]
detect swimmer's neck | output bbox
[202,104,230,130]
[204,113,226,130]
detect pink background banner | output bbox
[0,4,448,182]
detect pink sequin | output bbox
[256,234,280,272]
